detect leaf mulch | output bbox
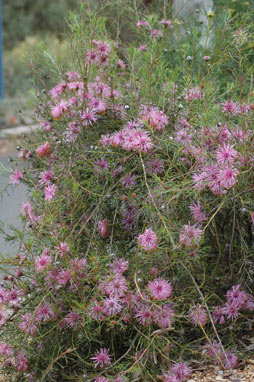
[187,361,254,382]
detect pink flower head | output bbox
[103,296,122,316]
[218,165,239,189]
[45,184,57,201]
[16,351,29,372]
[137,228,158,251]
[142,107,168,131]
[81,108,97,127]
[38,169,54,186]
[226,284,247,306]
[136,20,149,28]
[56,242,70,256]
[19,313,38,335]
[35,248,52,272]
[91,348,111,368]
[35,303,55,322]
[10,169,23,186]
[109,257,129,274]
[189,304,208,327]
[160,19,172,26]
[189,201,207,223]
[171,362,192,380]
[148,278,172,300]
[179,224,202,247]
[151,29,162,37]
[36,141,51,159]
[153,304,174,328]
[63,311,81,330]
[216,143,237,164]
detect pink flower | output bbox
[19,313,38,335]
[94,377,109,382]
[45,184,57,200]
[218,165,239,189]
[56,242,70,256]
[137,228,158,251]
[63,311,81,329]
[147,278,172,300]
[160,19,172,26]
[10,169,23,186]
[103,296,122,316]
[36,141,51,159]
[135,306,153,326]
[35,249,52,272]
[35,303,55,322]
[38,169,54,185]
[109,258,129,274]
[81,108,97,127]
[16,351,29,372]
[216,143,237,164]
[189,304,208,327]
[91,348,111,368]
[141,107,168,131]
[189,201,207,223]
[153,304,174,328]
[136,20,149,28]
[171,362,192,380]
[179,224,202,247]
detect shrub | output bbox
[1,2,254,381]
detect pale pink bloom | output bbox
[10,169,23,186]
[153,304,174,328]
[89,300,105,320]
[40,121,52,132]
[81,108,97,127]
[189,200,207,223]
[136,20,149,28]
[0,307,7,327]
[216,143,237,164]
[160,19,172,26]
[100,274,128,297]
[179,224,202,247]
[226,284,247,306]
[203,56,211,61]
[35,303,55,322]
[95,159,110,171]
[88,98,107,113]
[135,307,153,326]
[91,348,111,368]
[218,165,239,189]
[175,129,193,145]
[151,29,162,37]
[189,304,208,327]
[49,83,67,98]
[56,242,70,256]
[141,107,168,131]
[103,296,122,316]
[86,49,98,64]
[109,257,129,274]
[212,306,225,325]
[137,228,158,251]
[222,301,241,321]
[63,311,81,329]
[0,342,14,356]
[16,351,29,372]
[19,313,38,335]
[221,100,239,115]
[184,87,203,101]
[147,278,172,300]
[65,71,80,81]
[223,351,238,369]
[171,362,192,380]
[51,101,69,119]
[35,249,52,272]
[36,141,51,159]
[45,184,57,200]
[117,59,126,69]
[21,202,40,224]
[121,174,136,188]
[38,169,54,185]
